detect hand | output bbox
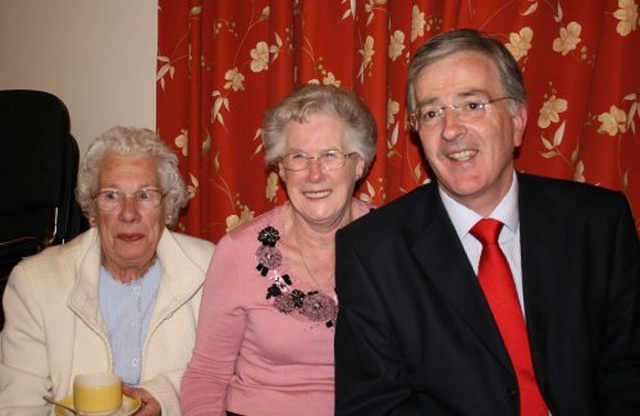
[122,385,161,416]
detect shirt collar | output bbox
[439,171,519,240]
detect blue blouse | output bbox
[99,259,161,385]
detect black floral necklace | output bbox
[255,226,337,328]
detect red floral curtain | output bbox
[157,0,640,242]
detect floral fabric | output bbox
[157,0,640,242]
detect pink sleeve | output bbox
[180,232,247,416]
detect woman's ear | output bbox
[355,158,365,181]
[89,208,97,227]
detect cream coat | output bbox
[0,227,214,415]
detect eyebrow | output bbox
[415,89,492,109]
[285,147,342,154]
[97,185,160,192]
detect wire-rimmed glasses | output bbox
[92,188,167,211]
[410,96,515,130]
[280,150,357,171]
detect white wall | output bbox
[0,0,157,156]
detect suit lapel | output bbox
[409,186,514,372]
[518,174,560,388]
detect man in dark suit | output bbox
[334,29,640,415]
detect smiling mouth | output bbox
[448,149,477,161]
[303,190,331,199]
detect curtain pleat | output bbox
[157,0,640,241]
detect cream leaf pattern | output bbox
[598,105,628,136]
[506,27,533,62]
[538,95,568,129]
[157,1,640,239]
[614,0,638,36]
[553,22,582,56]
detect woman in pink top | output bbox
[180,84,377,416]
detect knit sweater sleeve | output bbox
[180,228,248,416]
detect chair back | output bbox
[0,89,88,328]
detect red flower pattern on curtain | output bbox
[157,0,640,242]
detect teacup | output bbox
[73,372,123,414]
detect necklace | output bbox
[294,230,334,289]
[299,250,325,288]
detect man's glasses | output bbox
[280,150,357,171]
[410,96,514,130]
[92,188,167,211]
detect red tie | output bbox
[471,219,547,416]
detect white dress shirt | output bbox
[439,171,525,316]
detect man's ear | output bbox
[512,103,528,148]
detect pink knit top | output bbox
[181,201,369,415]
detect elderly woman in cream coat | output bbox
[0,126,214,415]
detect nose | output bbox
[118,197,141,222]
[440,108,466,142]
[306,157,325,180]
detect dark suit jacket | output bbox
[335,173,640,415]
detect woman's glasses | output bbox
[92,188,167,211]
[280,150,357,171]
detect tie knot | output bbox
[470,218,503,245]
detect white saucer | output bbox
[54,394,141,416]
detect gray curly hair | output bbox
[76,126,188,225]
[262,84,377,176]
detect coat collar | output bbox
[68,227,205,333]
[408,174,559,374]
[516,173,560,384]
[408,185,514,371]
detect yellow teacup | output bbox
[73,372,123,414]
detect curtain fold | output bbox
[157,0,640,242]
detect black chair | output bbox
[0,89,88,329]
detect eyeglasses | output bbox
[410,96,514,130]
[280,150,357,171]
[92,188,167,211]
